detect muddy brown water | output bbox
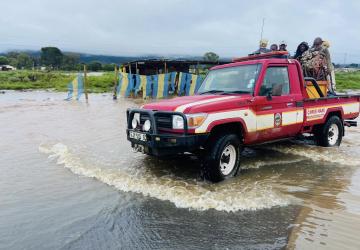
[1,91,360,249]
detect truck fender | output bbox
[324,107,344,120]
[206,118,248,135]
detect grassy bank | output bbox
[1,70,360,92]
[335,71,360,91]
[0,70,115,93]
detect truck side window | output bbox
[259,67,290,96]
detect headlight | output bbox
[172,113,208,129]
[143,120,151,131]
[186,113,207,128]
[172,115,184,129]
[131,113,140,129]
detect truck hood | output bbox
[142,94,251,113]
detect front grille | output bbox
[139,114,150,125]
[135,113,172,131]
[155,114,172,129]
[128,109,186,134]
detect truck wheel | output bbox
[203,134,241,182]
[316,116,343,147]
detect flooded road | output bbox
[1,91,360,249]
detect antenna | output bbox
[259,18,265,48]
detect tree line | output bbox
[0,47,117,71]
[0,47,223,72]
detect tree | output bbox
[16,53,34,69]
[0,56,9,65]
[41,47,63,68]
[61,53,80,70]
[102,63,116,71]
[203,52,219,62]
[3,52,34,69]
[6,52,20,67]
[87,61,102,71]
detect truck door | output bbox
[254,64,303,142]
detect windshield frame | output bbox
[196,63,262,96]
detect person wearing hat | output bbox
[279,41,288,52]
[301,37,335,92]
[270,44,278,52]
[253,39,271,54]
[312,37,323,51]
[277,40,290,58]
[322,40,336,91]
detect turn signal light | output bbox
[187,113,207,128]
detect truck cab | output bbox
[127,53,360,182]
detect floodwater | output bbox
[1,91,360,249]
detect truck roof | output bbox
[211,58,294,70]
[211,51,292,70]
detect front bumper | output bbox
[126,108,209,156]
[127,130,209,156]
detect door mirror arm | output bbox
[266,91,272,101]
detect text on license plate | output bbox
[129,131,147,141]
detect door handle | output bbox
[261,106,273,110]
[287,103,294,107]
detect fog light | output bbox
[131,118,137,129]
[143,120,151,131]
[131,113,140,129]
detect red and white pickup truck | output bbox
[127,54,360,182]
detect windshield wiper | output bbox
[198,90,225,95]
[222,90,251,95]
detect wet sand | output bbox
[1,91,360,249]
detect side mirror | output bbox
[266,91,272,101]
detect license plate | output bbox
[133,144,145,153]
[129,131,147,141]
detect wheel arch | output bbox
[326,109,344,136]
[206,120,246,143]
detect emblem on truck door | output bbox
[274,113,282,127]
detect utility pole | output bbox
[259,18,265,48]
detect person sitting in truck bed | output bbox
[279,41,288,52]
[253,39,271,54]
[322,40,336,91]
[293,41,309,61]
[301,37,330,81]
[270,44,278,52]
[279,41,290,58]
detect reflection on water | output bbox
[1,91,360,249]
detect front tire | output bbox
[315,116,343,147]
[203,134,241,182]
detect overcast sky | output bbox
[1,0,360,63]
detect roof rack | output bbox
[232,51,289,62]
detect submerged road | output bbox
[1,91,360,249]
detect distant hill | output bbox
[0,50,219,64]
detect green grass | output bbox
[335,71,360,91]
[0,70,116,93]
[1,70,360,93]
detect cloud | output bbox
[0,0,360,62]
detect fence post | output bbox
[84,65,88,100]
[113,65,118,100]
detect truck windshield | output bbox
[197,64,261,95]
